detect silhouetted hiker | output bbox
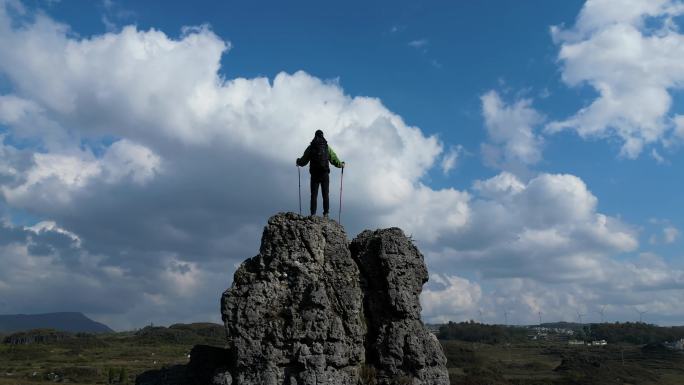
[296,130,345,218]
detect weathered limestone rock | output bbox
[351,228,449,385]
[136,213,448,385]
[220,213,365,385]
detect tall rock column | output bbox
[351,228,449,385]
[220,213,366,385]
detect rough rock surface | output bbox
[351,228,449,385]
[220,213,365,385]
[136,213,448,385]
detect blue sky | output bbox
[67,0,680,231]
[0,0,683,329]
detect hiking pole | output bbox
[338,167,344,223]
[298,166,302,215]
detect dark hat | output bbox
[314,129,324,138]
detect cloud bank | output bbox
[0,0,467,328]
[0,0,682,329]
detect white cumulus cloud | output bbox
[548,0,684,158]
[431,172,638,283]
[421,274,482,323]
[0,1,468,327]
[0,0,683,329]
[480,91,544,173]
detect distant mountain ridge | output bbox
[0,312,113,333]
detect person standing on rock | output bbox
[296,130,345,218]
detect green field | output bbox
[0,342,188,385]
[1,326,684,384]
[0,325,224,385]
[442,340,684,385]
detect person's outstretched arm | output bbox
[328,146,345,168]
[296,146,311,167]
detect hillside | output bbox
[0,312,113,333]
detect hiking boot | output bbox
[323,213,329,219]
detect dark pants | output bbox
[310,172,329,216]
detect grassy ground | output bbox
[0,324,225,384]
[1,328,684,384]
[0,341,194,384]
[442,340,684,385]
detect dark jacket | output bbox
[297,136,343,175]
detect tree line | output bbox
[437,320,684,345]
[437,321,528,343]
[588,322,684,344]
